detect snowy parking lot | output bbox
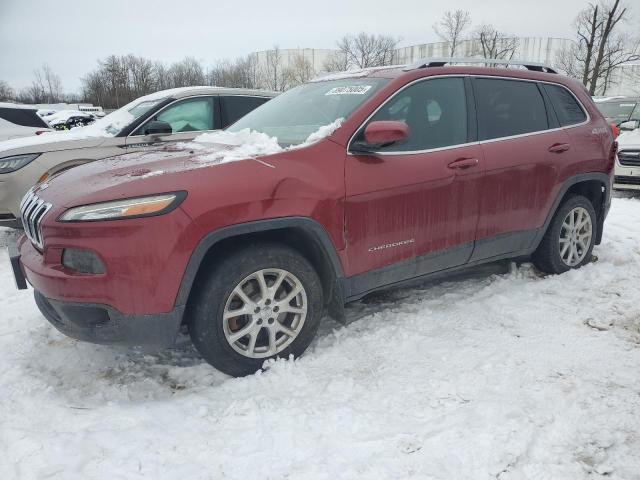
[1,196,640,479]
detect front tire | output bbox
[188,243,323,377]
[533,195,597,274]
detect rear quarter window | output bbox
[221,96,270,127]
[0,108,49,128]
[474,78,549,141]
[542,84,587,126]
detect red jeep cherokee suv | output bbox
[11,59,616,377]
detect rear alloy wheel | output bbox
[533,195,597,274]
[558,206,593,267]
[188,244,323,377]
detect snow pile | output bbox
[193,128,284,163]
[2,196,640,478]
[303,117,343,144]
[191,120,344,165]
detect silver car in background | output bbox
[0,87,276,228]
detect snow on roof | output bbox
[310,65,405,82]
[0,102,37,110]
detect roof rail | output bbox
[404,57,558,74]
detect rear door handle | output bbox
[447,158,479,169]
[548,143,570,153]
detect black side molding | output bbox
[174,217,345,307]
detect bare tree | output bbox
[208,55,260,89]
[336,33,399,69]
[167,57,205,88]
[433,10,471,57]
[0,80,15,101]
[261,46,288,91]
[559,0,639,95]
[287,54,315,86]
[323,52,349,72]
[474,25,519,61]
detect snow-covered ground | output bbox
[1,196,640,479]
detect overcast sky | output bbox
[0,0,618,93]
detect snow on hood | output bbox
[618,128,640,148]
[190,118,344,166]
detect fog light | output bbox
[61,249,106,274]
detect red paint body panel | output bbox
[345,144,483,275]
[19,66,615,319]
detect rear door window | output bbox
[474,78,549,140]
[542,84,587,126]
[0,108,49,128]
[221,96,270,128]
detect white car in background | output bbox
[615,127,640,191]
[0,103,52,142]
[0,86,276,227]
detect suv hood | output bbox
[35,133,289,209]
[618,129,640,150]
[0,129,106,156]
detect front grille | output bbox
[614,175,640,186]
[20,190,52,250]
[618,150,640,167]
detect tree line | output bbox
[0,1,638,108]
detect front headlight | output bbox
[59,192,187,222]
[0,153,41,174]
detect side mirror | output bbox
[351,120,410,153]
[364,121,410,146]
[620,120,639,132]
[145,120,172,136]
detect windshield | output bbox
[596,101,637,121]
[84,98,163,136]
[227,78,389,145]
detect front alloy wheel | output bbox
[223,269,308,359]
[188,244,323,377]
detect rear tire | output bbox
[188,243,323,377]
[532,195,597,274]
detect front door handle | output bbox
[447,158,479,170]
[548,143,570,153]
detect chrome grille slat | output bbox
[19,191,52,250]
[619,150,640,167]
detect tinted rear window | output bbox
[474,78,548,141]
[543,84,586,126]
[221,96,270,128]
[0,108,49,128]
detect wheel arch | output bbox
[534,172,611,249]
[176,217,346,320]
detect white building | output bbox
[393,37,575,68]
[251,48,339,74]
[603,63,640,96]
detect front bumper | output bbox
[34,290,185,348]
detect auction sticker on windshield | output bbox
[325,85,372,95]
